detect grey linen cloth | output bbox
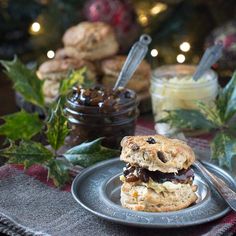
[0,164,222,236]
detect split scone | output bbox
[120,135,198,212]
[62,21,119,61]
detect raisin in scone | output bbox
[120,135,198,212]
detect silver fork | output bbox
[193,160,236,212]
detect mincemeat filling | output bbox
[123,163,194,184]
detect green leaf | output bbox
[0,57,45,108]
[65,137,103,154]
[217,71,236,122]
[0,110,43,141]
[0,140,53,169]
[64,138,120,167]
[225,87,236,122]
[159,109,217,131]
[59,68,94,95]
[211,132,236,170]
[46,99,69,151]
[195,101,223,127]
[46,159,70,187]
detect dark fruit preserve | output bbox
[65,86,139,149]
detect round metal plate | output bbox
[71,158,236,228]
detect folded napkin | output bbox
[0,126,236,236]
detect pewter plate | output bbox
[71,158,236,228]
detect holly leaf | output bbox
[0,110,43,141]
[65,137,103,154]
[46,99,69,151]
[217,71,236,122]
[195,101,223,127]
[64,138,120,167]
[46,158,71,187]
[0,140,53,169]
[159,109,217,131]
[211,132,236,170]
[225,85,236,122]
[59,67,94,96]
[0,57,45,108]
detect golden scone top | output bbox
[120,135,195,173]
[62,21,118,51]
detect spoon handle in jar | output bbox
[192,42,223,81]
[113,34,152,90]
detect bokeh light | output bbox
[176,54,186,63]
[180,42,191,52]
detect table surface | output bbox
[0,72,236,236]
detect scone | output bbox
[37,58,96,81]
[62,21,119,60]
[37,58,96,103]
[120,135,195,173]
[120,135,198,212]
[101,55,151,92]
[55,47,82,61]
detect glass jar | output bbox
[150,65,218,135]
[65,87,139,149]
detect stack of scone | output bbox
[37,21,151,106]
[120,135,198,212]
[37,58,96,103]
[37,21,118,103]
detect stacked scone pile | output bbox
[37,58,96,103]
[120,135,198,212]
[37,21,151,105]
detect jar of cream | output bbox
[150,65,218,135]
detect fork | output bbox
[193,160,236,212]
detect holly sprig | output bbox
[160,71,236,170]
[0,57,119,187]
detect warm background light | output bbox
[150,3,167,15]
[47,50,55,59]
[151,49,158,57]
[180,42,191,52]
[176,54,185,63]
[138,14,148,26]
[30,22,41,33]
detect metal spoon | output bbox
[193,160,236,212]
[113,34,152,90]
[192,42,223,81]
